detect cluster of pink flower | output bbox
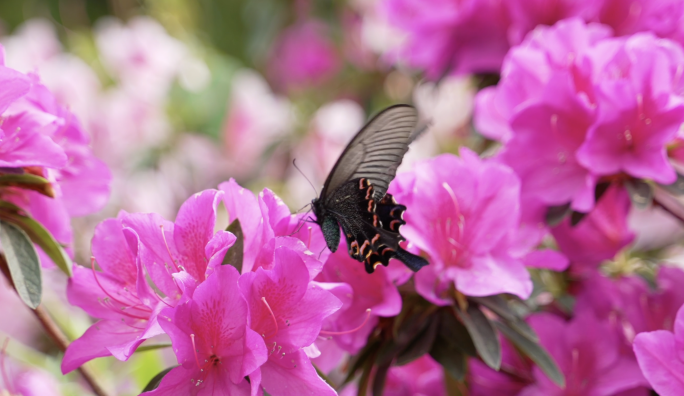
[0,44,110,266]
[382,0,684,77]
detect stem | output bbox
[0,254,110,396]
[32,306,111,396]
[653,186,684,225]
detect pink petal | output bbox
[0,65,30,114]
[454,253,532,299]
[219,179,263,273]
[62,319,143,373]
[634,330,684,396]
[521,249,570,271]
[91,218,137,285]
[260,350,336,396]
[173,189,224,281]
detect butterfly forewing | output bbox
[321,105,419,201]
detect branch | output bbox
[653,185,684,225]
[0,254,110,396]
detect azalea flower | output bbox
[219,179,325,277]
[239,247,342,396]
[550,184,635,274]
[0,45,110,267]
[634,302,684,396]
[390,149,567,303]
[476,19,684,214]
[315,249,402,355]
[63,189,232,372]
[381,0,511,77]
[142,264,266,395]
[267,20,341,91]
[522,312,649,395]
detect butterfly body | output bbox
[312,105,429,274]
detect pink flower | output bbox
[382,0,511,77]
[267,20,341,91]
[576,267,684,339]
[469,335,533,396]
[63,189,232,372]
[390,149,537,303]
[634,302,684,396]
[219,179,325,277]
[315,249,402,354]
[597,0,684,40]
[222,70,294,178]
[382,355,446,396]
[551,184,634,274]
[239,247,342,396]
[506,0,601,44]
[477,19,684,219]
[0,49,110,266]
[94,16,186,100]
[1,361,61,396]
[576,33,684,184]
[475,18,611,143]
[522,312,649,395]
[143,265,266,396]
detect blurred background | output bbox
[0,0,475,394]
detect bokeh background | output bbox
[0,0,475,394]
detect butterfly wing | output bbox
[320,104,421,202]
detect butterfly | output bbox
[312,104,429,274]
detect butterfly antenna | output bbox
[293,159,318,196]
[288,206,313,237]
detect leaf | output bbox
[545,203,571,227]
[141,366,176,392]
[396,316,439,366]
[430,337,466,381]
[314,364,336,389]
[438,308,476,356]
[342,339,381,385]
[371,361,391,396]
[625,179,653,210]
[470,296,537,342]
[0,209,72,277]
[659,172,684,196]
[222,219,244,273]
[0,220,42,309]
[493,320,565,387]
[357,351,376,396]
[135,344,172,353]
[454,305,501,370]
[0,174,54,197]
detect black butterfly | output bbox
[312,104,429,274]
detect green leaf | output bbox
[438,308,476,356]
[396,316,439,366]
[141,366,176,392]
[625,179,653,210]
[135,343,173,353]
[371,361,391,396]
[0,174,54,197]
[493,320,565,387]
[430,337,466,381]
[454,305,501,370]
[314,364,336,389]
[342,339,381,385]
[470,295,537,342]
[223,219,244,273]
[0,220,42,309]
[0,210,72,277]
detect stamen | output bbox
[261,297,279,338]
[91,258,138,308]
[1,337,12,395]
[307,227,312,249]
[159,225,180,272]
[190,334,202,370]
[320,309,372,336]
